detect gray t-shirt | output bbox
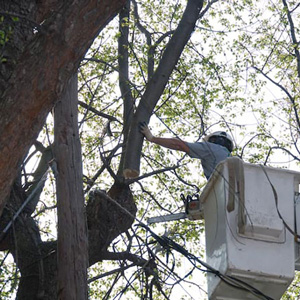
[186,141,230,179]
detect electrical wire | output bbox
[260,164,300,241]
[137,223,274,300]
[0,168,49,243]
[1,146,287,300]
[94,161,276,300]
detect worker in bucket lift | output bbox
[139,122,234,180]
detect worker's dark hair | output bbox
[208,134,233,152]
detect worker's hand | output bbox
[139,122,154,141]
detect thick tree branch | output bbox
[123,0,204,178]
[117,1,135,176]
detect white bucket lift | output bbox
[200,157,300,300]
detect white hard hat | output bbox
[203,131,234,152]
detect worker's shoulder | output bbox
[186,141,214,158]
[187,141,221,150]
[206,142,230,156]
[207,141,228,151]
[186,141,230,155]
[185,141,205,150]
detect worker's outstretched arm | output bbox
[139,122,190,153]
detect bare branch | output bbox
[136,181,172,213]
[132,0,154,79]
[84,143,123,193]
[198,0,219,19]
[100,251,149,266]
[240,133,269,159]
[252,66,300,132]
[88,263,136,283]
[282,0,300,78]
[78,100,120,123]
[264,146,300,165]
[125,165,179,184]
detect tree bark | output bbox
[0,180,58,300]
[54,74,88,300]
[123,0,204,178]
[117,0,135,176]
[0,0,127,218]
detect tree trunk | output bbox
[0,0,127,218]
[54,74,88,300]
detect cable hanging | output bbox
[0,168,50,243]
[260,164,300,241]
[137,223,274,300]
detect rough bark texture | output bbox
[0,0,127,218]
[54,74,88,300]
[123,0,204,178]
[0,182,136,299]
[87,184,137,266]
[0,182,58,300]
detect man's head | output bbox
[204,131,234,152]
